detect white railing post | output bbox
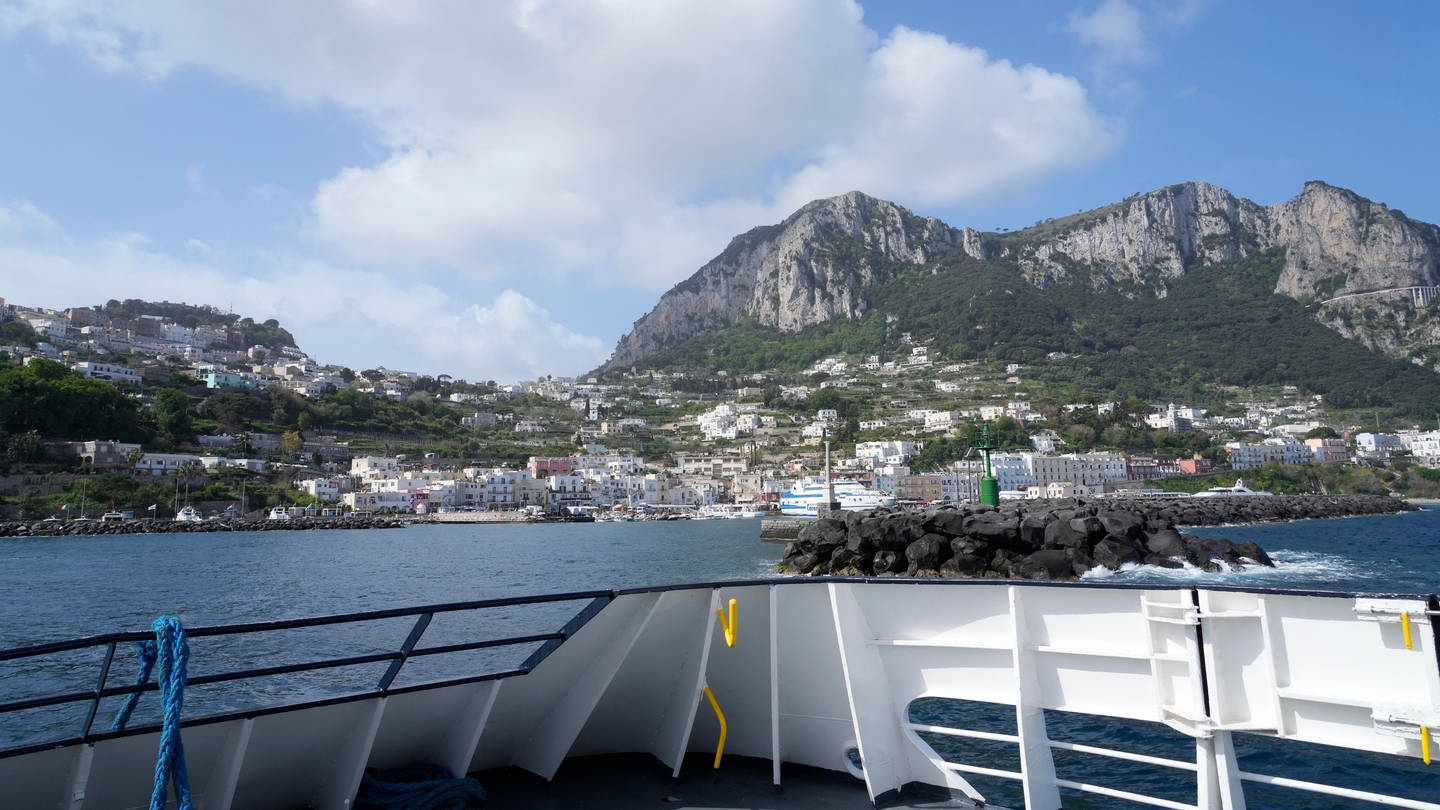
[1010,586,1061,809]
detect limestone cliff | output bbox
[1007,181,1440,299]
[604,182,1440,369]
[604,192,982,369]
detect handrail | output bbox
[0,591,614,756]
[0,589,615,662]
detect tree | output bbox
[152,389,193,445]
[280,428,305,459]
[124,446,144,475]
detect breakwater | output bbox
[0,515,410,537]
[779,494,1413,580]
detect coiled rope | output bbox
[110,616,193,810]
[354,763,486,809]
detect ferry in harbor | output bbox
[779,478,896,517]
[1192,478,1274,498]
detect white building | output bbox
[297,478,343,502]
[135,453,205,475]
[1355,432,1403,458]
[73,361,142,386]
[924,411,957,432]
[988,454,1037,493]
[343,491,419,512]
[1226,437,1311,470]
[351,456,401,478]
[854,441,917,466]
[1401,430,1440,466]
[674,454,749,478]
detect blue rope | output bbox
[110,638,158,732]
[149,616,192,810]
[109,616,192,810]
[354,763,485,809]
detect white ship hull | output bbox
[780,481,896,517]
[2,579,1437,809]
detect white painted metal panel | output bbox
[469,593,655,771]
[0,745,81,809]
[772,583,855,775]
[568,589,710,765]
[231,699,385,809]
[685,584,775,761]
[512,593,663,778]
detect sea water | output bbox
[2,510,1438,806]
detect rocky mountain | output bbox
[606,192,985,368]
[603,181,1440,371]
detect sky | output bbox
[1,0,1437,384]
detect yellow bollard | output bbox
[717,598,737,647]
[703,684,728,769]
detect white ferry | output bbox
[780,478,896,517]
[0,579,1435,809]
[1192,479,1274,498]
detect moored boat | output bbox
[779,478,895,517]
[174,505,203,522]
[1192,478,1274,498]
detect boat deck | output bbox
[475,753,983,809]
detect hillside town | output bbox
[3,297,1439,519]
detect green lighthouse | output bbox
[974,422,1000,507]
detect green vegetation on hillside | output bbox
[0,359,149,442]
[101,298,297,350]
[621,245,1440,420]
[637,317,888,374]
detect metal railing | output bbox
[909,711,1440,810]
[0,590,613,758]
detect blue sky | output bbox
[1,1,1437,383]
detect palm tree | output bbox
[177,460,202,511]
[124,447,144,477]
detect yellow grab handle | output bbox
[703,684,727,769]
[1423,726,1432,766]
[717,598,737,647]
[1402,612,1414,650]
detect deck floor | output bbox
[474,753,985,809]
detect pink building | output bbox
[1304,438,1350,463]
[528,456,575,477]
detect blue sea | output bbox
[1,509,1438,807]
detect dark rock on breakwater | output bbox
[0,515,410,538]
[779,494,1413,579]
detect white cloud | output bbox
[0,198,57,236]
[1067,0,1152,67]
[6,0,1117,297]
[184,164,211,195]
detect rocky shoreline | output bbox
[0,515,412,537]
[779,494,1414,580]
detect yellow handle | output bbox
[717,598,737,647]
[1402,612,1414,650]
[1424,726,1432,766]
[703,684,727,769]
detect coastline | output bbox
[0,514,411,537]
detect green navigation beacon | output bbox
[975,422,1000,507]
